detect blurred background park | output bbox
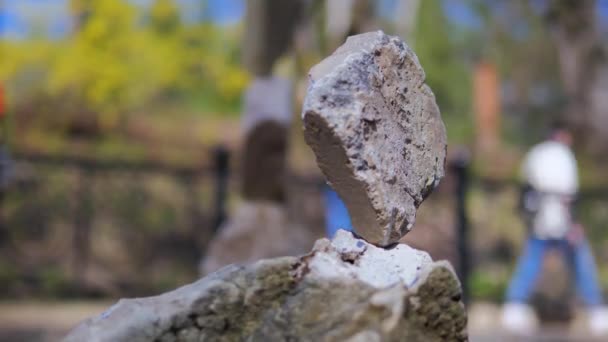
[1,0,608,340]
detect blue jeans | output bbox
[506,237,603,307]
[323,187,352,238]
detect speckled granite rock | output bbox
[302,31,447,246]
[65,230,466,342]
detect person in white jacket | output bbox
[501,123,608,336]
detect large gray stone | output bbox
[199,201,313,275]
[65,231,467,342]
[302,31,447,246]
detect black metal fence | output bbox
[0,148,231,297]
[0,146,327,298]
[2,147,607,302]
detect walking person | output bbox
[501,122,608,336]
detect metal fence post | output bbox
[183,173,203,236]
[0,84,8,245]
[452,151,471,303]
[211,146,229,233]
[0,146,10,245]
[72,168,93,289]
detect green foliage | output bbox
[40,265,72,297]
[0,260,19,294]
[459,1,563,148]
[414,0,473,144]
[470,269,509,302]
[0,0,249,132]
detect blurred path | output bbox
[0,300,603,342]
[0,301,110,342]
[469,301,602,341]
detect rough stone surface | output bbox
[308,230,432,288]
[200,201,313,275]
[65,231,467,342]
[302,31,447,246]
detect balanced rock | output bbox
[65,230,467,342]
[302,31,447,246]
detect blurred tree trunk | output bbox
[243,0,304,76]
[395,0,420,44]
[548,0,608,153]
[240,0,303,201]
[324,0,376,51]
[201,0,307,276]
[325,0,353,51]
[349,0,374,35]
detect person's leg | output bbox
[505,237,548,303]
[502,237,548,333]
[564,238,608,336]
[323,186,352,238]
[565,238,603,307]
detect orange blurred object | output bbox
[473,61,501,152]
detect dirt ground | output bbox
[468,302,603,341]
[0,301,110,342]
[0,301,603,342]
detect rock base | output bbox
[66,231,467,342]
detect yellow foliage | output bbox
[150,0,181,34]
[0,0,249,129]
